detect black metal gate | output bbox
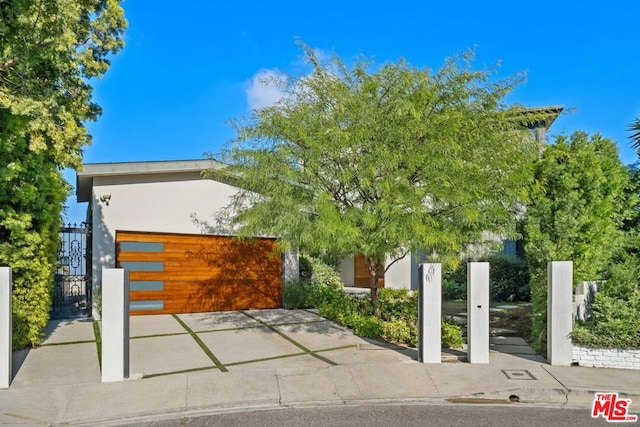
[51,223,92,319]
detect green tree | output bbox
[211,45,549,314]
[0,0,126,347]
[524,132,632,353]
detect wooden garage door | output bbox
[116,231,282,315]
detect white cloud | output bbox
[312,47,333,63]
[245,69,287,111]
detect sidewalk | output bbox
[2,309,639,426]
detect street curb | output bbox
[458,387,568,406]
[63,396,584,427]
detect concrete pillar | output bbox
[1,267,11,389]
[418,263,441,363]
[467,262,489,364]
[101,268,130,382]
[282,249,300,282]
[547,261,573,366]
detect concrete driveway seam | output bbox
[240,310,339,366]
[172,314,228,372]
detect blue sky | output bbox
[64,0,640,223]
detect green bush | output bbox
[282,278,312,309]
[570,236,640,350]
[299,255,312,281]
[302,254,344,289]
[1,0,125,350]
[318,290,382,338]
[488,255,530,302]
[571,273,640,349]
[444,262,467,293]
[443,255,529,301]
[382,319,412,345]
[442,317,464,349]
[318,292,353,319]
[377,288,417,322]
[442,278,466,300]
[350,314,384,339]
[572,322,640,350]
[289,254,345,309]
[315,284,464,350]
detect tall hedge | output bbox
[524,132,631,354]
[0,125,66,346]
[0,1,126,347]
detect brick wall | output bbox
[573,345,640,370]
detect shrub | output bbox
[382,319,412,345]
[442,278,466,300]
[299,255,312,281]
[571,284,640,349]
[300,254,343,296]
[318,288,366,320]
[443,255,530,301]
[444,262,467,293]
[350,314,384,338]
[294,254,345,309]
[377,288,417,322]
[571,322,640,350]
[315,283,464,350]
[570,237,640,350]
[488,254,530,302]
[442,317,464,349]
[282,278,312,309]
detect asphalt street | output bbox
[121,403,621,427]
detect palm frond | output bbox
[630,116,640,151]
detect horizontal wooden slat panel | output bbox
[116,230,282,315]
[354,254,385,288]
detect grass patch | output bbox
[172,314,228,373]
[130,332,189,340]
[93,320,102,369]
[240,311,339,366]
[143,365,219,379]
[40,339,95,347]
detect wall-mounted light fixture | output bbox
[99,194,112,206]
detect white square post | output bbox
[282,249,300,282]
[418,263,441,363]
[101,268,130,382]
[547,261,573,366]
[467,262,489,364]
[1,267,11,389]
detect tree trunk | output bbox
[366,257,382,318]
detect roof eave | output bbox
[76,159,225,202]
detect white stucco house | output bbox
[76,159,297,317]
[77,159,423,317]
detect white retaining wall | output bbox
[570,280,640,369]
[573,345,640,370]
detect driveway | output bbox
[10,309,416,386]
